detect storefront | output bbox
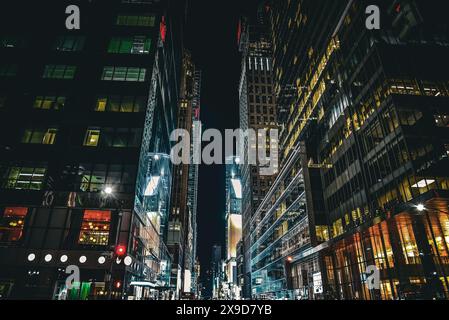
[323,208,449,300]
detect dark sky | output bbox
[185,0,260,282]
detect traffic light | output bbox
[115,245,126,257]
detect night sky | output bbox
[185,0,260,282]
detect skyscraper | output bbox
[166,51,201,298]
[224,156,242,299]
[257,0,449,300]
[238,5,279,298]
[0,0,185,300]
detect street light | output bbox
[104,187,113,195]
[417,204,426,212]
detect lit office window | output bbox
[0,207,28,243]
[108,36,151,54]
[79,210,111,246]
[116,14,156,27]
[101,66,146,82]
[3,167,46,190]
[53,36,85,52]
[84,129,101,147]
[0,64,18,77]
[43,65,76,79]
[94,95,146,112]
[33,96,66,110]
[22,128,58,145]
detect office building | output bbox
[238,5,279,298]
[256,0,449,300]
[0,0,185,300]
[166,51,201,298]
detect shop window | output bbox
[3,167,46,190]
[79,210,111,246]
[84,129,100,147]
[22,128,58,145]
[34,96,66,110]
[53,36,85,52]
[43,65,76,80]
[0,207,28,243]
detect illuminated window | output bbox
[116,14,156,27]
[34,96,66,110]
[3,167,46,190]
[43,65,76,79]
[22,128,58,145]
[101,66,146,82]
[94,95,146,113]
[108,36,151,54]
[0,207,28,243]
[0,64,18,77]
[95,97,108,112]
[53,36,85,52]
[79,210,111,246]
[84,129,101,147]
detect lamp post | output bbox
[103,187,125,300]
[411,203,449,299]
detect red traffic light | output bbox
[115,245,126,257]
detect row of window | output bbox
[116,14,156,27]
[3,34,152,55]
[1,167,46,191]
[101,66,146,82]
[1,162,138,193]
[107,36,152,54]
[1,64,148,82]
[0,207,112,246]
[3,95,146,113]
[19,127,142,148]
[83,128,142,148]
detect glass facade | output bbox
[260,0,449,300]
